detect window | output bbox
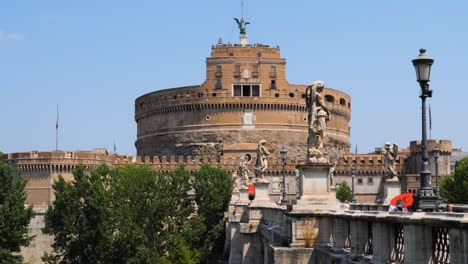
[325,95,335,103]
[289,93,294,98]
[357,178,363,184]
[233,84,261,97]
[253,65,258,73]
[270,66,276,73]
[340,98,346,106]
[229,52,234,56]
[368,177,373,184]
[233,85,242,96]
[234,65,241,73]
[216,65,222,73]
[270,79,276,89]
[275,93,279,98]
[257,53,261,58]
[242,85,251,96]
[252,85,260,96]
[216,78,222,89]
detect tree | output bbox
[43,164,197,264]
[192,163,233,262]
[42,164,114,263]
[43,163,232,263]
[335,181,352,203]
[440,157,468,204]
[0,152,33,264]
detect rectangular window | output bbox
[357,178,363,184]
[253,65,258,73]
[216,78,222,89]
[216,65,222,73]
[242,85,251,96]
[233,85,242,96]
[232,84,261,97]
[368,177,373,184]
[234,65,241,73]
[270,79,276,89]
[270,66,276,73]
[252,85,260,96]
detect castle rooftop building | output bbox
[135,41,352,160]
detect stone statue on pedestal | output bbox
[255,139,269,183]
[232,171,239,192]
[329,161,337,187]
[305,81,330,164]
[239,159,250,188]
[384,142,399,182]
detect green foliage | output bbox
[192,163,233,262]
[440,157,468,204]
[44,163,231,263]
[0,156,33,264]
[335,181,353,203]
[42,164,113,263]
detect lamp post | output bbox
[412,48,440,211]
[433,146,440,195]
[280,146,288,205]
[351,164,356,203]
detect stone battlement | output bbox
[409,139,452,154]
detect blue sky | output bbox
[1,1,467,156]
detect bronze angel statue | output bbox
[234,18,250,35]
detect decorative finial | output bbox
[218,38,223,45]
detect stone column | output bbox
[332,218,348,251]
[228,222,242,264]
[403,224,432,264]
[350,219,369,259]
[449,228,468,264]
[316,216,332,246]
[372,221,395,263]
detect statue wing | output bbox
[233,18,240,25]
[393,143,399,160]
[245,22,250,25]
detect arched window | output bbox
[324,95,335,103]
[340,98,346,106]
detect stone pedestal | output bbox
[240,34,248,46]
[250,181,276,208]
[229,191,240,213]
[383,181,401,204]
[239,187,249,202]
[294,163,339,211]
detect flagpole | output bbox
[56,104,59,151]
[429,104,432,140]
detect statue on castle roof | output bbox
[255,139,269,183]
[384,142,399,182]
[234,17,250,35]
[305,81,330,164]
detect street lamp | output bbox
[280,146,288,205]
[412,48,440,211]
[351,164,356,203]
[433,146,440,195]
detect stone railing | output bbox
[289,210,468,264]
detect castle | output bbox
[2,24,453,205]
